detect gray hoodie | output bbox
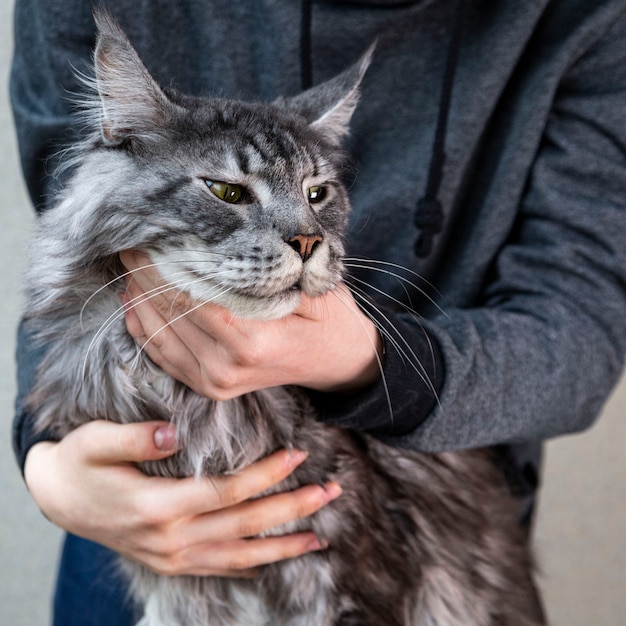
[11,0,626,515]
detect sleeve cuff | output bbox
[12,318,59,476]
[13,408,60,477]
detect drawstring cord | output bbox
[415,0,468,257]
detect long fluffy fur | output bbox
[24,11,545,626]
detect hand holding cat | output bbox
[120,250,382,401]
[25,421,340,577]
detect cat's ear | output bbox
[283,44,375,145]
[92,9,176,146]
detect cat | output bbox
[24,10,545,626]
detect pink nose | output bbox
[287,234,323,262]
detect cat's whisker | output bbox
[81,251,265,334]
[80,260,199,328]
[83,262,248,369]
[81,279,187,380]
[86,272,189,348]
[127,284,236,376]
[343,256,438,288]
[347,281,438,391]
[82,304,129,379]
[327,287,394,424]
[342,284,415,375]
[79,268,135,330]
[343,257,450,319]
[344,260,427,311]
[342,258,445,404]
[344,279,440,406]
[346,273,428,321]
[83,268,227,379]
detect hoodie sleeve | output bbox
[12,323,59,474]
[380,9,626,452]
[10,0,96,472]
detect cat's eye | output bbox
[307,186,327,204]
[205,180,247,204]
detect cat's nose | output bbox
[286,234,323,262]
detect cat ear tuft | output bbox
[92,9,174,145]
[283,44,375,145]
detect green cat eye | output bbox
[206,180,246,204]
[307,185,327,203]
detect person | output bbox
[10,0,626,624]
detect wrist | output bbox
[309,312,444,436]
[298,286,384,394]
[315,324,383,393]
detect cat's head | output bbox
[63,10,372,320]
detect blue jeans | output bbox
[53,534,139,626]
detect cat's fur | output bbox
[25,11,545,626]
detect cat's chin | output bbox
[217,289,303,321]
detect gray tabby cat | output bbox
[24,11,545,626]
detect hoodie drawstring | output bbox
[415,0,468,257]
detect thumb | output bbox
[294,283,352,321]
[293,290,333,321]
[75,420,179,465]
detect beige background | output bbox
[0,1,624,623]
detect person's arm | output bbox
[386,10,626,452]
[10,0,339,576]
[317,10,625,451]
[10,0,97,474]
[25,424,339,576]
[17,316,339,575]
[16,319,341,575]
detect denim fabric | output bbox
[53,534,139,626]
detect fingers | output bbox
[119,250,155,287]
[119,249,283,397]
[24,416,342,579]
[120,249,243,350]
[119,250,381,397]
[146,449,311,519]
[157,481,342,550]
[130,476,341,577]
[121,249,196,322]
[68,420,180,465]
[76,432,316,521]
[123,283,208,394]
[121,255,224,394]
[110,448,341,578]
[137,532,328,578]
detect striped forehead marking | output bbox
[233,126,323,176]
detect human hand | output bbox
[24,420,340,577]
[119,250,382,401]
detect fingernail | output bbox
[307,536,329,552]
[323,482,342,503]
[287,449,308,469]
[154,425,177,451]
